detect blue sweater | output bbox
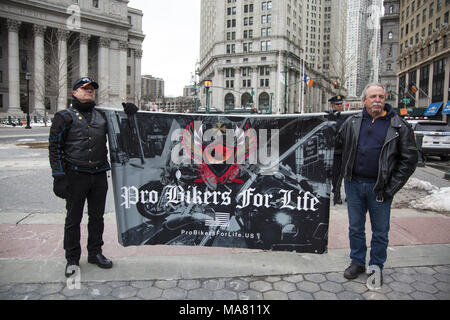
[352,104,395,182]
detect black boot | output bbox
[334,191,343,205]
[88,253,113,269]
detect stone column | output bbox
[98,37,111,106]
[7,19,21,115]
[79,33,90,77]
[118,41,128,102]
[33,24,46,116]
[134,49,143,107]
[56,29,70,111]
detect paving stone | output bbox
[395,267,418,275]
[187,288,214,300]
[238,290,263,300]
[435,291,450,300]
[337,291,364,300]
[263,290,288,300]
[178,279,202,290]
[61,285,88,297]
[313,291,338,300]
[283,275,304,283]
[226,279,249,291]
[40,294,66,300]
[434,282,450,292]
[410,291,437,300]
[363,291,388,300]
[411,281,439,294]
[137,287,163,299]
[391,272,416,284]
[38,283,64,296]
[389,281,415,294]
[12,283,40,294]
[69,294,94,300]
[154,280,177,289]
[107,281,129,288]
[264,276,282,283]
[202,279,226,290]
[288,291,314,300]
[0,284,14,293]
[325,272,347,284]
[343,281,368,294]
[320,281,344,293]
[213,289,238,300]
[249,280,272,292]
[89,283,114,297]
[162,287,187,300]
[8,292,41,300]
[296,281,320,293]
[433,266,450,274]
[130,280,154,289]
[304,274,327,283]
[433,273,450,283]
[386,291,413,300]
[414,266,437,275]
[111,285,138,299]
[412,273,438,285]
[273,281,297,293]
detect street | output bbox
[0,125,448,215]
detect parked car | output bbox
[406,119,450,161]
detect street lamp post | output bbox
[25,72,32,129]
[204,77,212,113]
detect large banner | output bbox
[102,109,336,254]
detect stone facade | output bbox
[0,0,145,117]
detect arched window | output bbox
[241,93,252,108]
[388,31,393,39]
[258,92,270,108]
[224,93,235,108]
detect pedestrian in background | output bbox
[49,77,138,278]
[336,83,418,285]
[328,95,345,205]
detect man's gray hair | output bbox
[361,83,386,99]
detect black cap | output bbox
[328,95,345,104]
[72,77,99,91]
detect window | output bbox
[388,31,393,39]
[92,0,99,8]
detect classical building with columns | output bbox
[0,0,145,118]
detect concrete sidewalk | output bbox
[0,205,449,300]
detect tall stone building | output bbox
[198,0,345,114]
[379,0,400,105]
[397,0,449,117]
[0,0,145,117]
[345,0,382,98]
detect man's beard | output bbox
[370,103,384,115]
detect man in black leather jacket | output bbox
[335,83,418,286]
[49,77,138,278]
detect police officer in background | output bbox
[49,77,138,278]
[328,95,345,205]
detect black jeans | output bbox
[64,171,108,262]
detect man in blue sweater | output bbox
[336,83,418,286]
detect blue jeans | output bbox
[344,180,392,270]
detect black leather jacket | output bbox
[336,107,418,201]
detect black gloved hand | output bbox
[53,176,69,199]
[122,102,139,116]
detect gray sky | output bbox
[127,0,201,97]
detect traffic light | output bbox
[333,80,339,89]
